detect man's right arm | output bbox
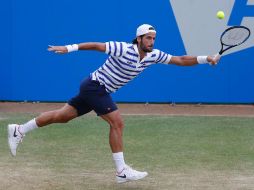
[48,42,106,54]
[78,42,106,52]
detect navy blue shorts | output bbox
[68,77,118,116]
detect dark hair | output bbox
[132,35,144,44]
[132,38,138,44]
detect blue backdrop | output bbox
[1,0,254,103]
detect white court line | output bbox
[121,113,254,118]
[0,117,6,120]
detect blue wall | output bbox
[1,0,254,103]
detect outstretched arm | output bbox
[169,55,220,66]
[48,42,106,54]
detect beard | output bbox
[140,42,153,52]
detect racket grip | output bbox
[215,53,221,58]
[213,53,221,64]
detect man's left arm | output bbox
[169,55,220,66]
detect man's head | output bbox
[132,24,156,52]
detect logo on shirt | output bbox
[127,61,134,65]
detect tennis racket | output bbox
[218,25,251,55]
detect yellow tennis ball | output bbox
[217,11,225,19]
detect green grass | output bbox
[1,113,254,190]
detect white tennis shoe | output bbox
[8,124,24,156]
[116,165,148,183]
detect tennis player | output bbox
[8,24,220,183]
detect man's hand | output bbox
[48,45,68,54]
[207,54,221,65]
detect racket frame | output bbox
[219,26,251,55]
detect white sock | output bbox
[19,118,39,134]
[113,152,126,173]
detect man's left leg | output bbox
[100,110,148,183]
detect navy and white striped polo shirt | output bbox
[91,41,172,93]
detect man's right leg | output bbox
[35,103,78,127]
[8,104,78,156]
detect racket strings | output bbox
[222,28,250,46]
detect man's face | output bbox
[138,32,156,52]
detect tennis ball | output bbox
[217,11,225,19]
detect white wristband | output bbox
[197,56,208,64]
[65,44,79,52]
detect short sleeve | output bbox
[105,41,127,57]
[154,49,172,64]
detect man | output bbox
[8,24,220,183]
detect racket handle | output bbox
[215,53,221,58]
[213,53,221,65]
